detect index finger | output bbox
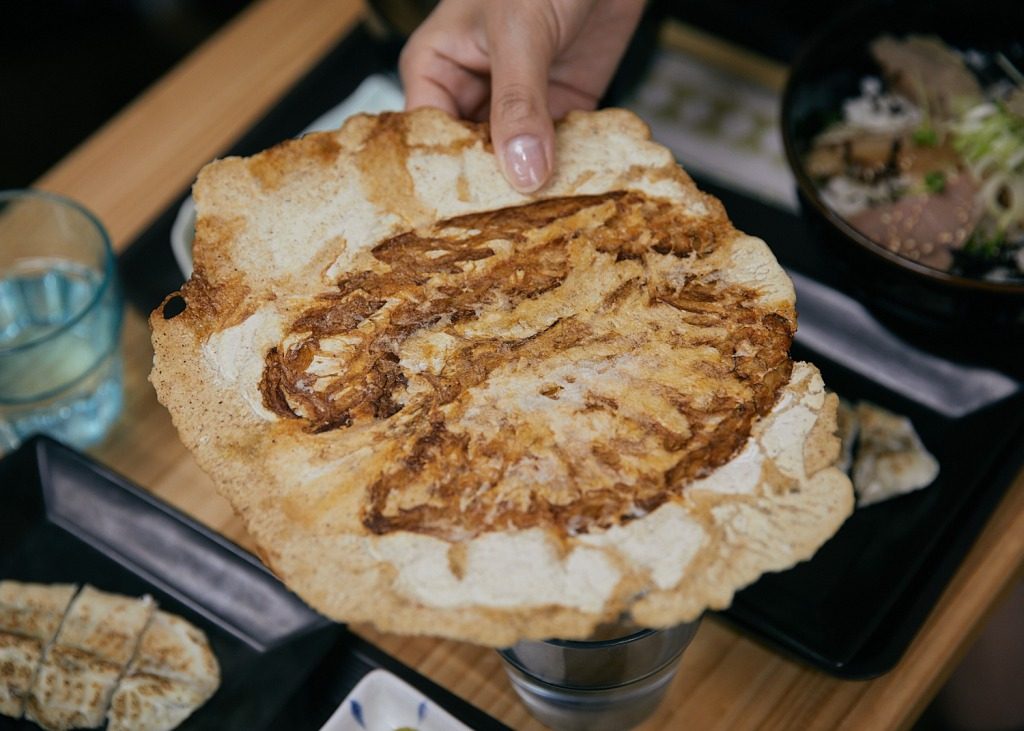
[399,41,462,116]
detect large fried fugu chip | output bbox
[150,109,853,646]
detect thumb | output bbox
[487,10,557,193]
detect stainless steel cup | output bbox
[499,619,701,731]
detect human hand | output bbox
[399,0,646,192]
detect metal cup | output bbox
[499,619,701,731]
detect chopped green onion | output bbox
[963,229,1006,259]
[924,170,947,194]
[954,103,1024,175]
[913,126,938,147]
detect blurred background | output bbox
[2,0,251,189]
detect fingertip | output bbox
[485,20,557,192]
[489,86,556,192]
[501,133,553,193]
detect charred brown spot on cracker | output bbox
[591,444,622,469]
[446,542,470,580]
[583,392,619,412]
[291,293,386,335]
[190,214,243,274]
[456,173,471,202]
[245,133,343,192]
[311,133,341,162]
[247,143,291,191]
[357,112,433,225]
[157,246,253,341]
[540,383,563,399]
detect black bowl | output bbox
[781,0,1024,372]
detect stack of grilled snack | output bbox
[0,581,220,731]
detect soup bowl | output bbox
[780,0,1024,371]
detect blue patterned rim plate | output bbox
[318,669,471,731]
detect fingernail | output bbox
[504,135,548,192]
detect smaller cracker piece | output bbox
[26,586,154,731]
[853,401,939,507]
[107,610,220,731]
[0,633,41,718]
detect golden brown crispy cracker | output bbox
[151,109,853,645]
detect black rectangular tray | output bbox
[697,179,1024,678]
[117,21,1024,680]
[0,436,510,730]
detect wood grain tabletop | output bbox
[28,0,1024,728]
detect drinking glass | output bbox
[0,190,124,453]
[499,619,701,731]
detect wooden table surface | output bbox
[31,0,1024,728]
